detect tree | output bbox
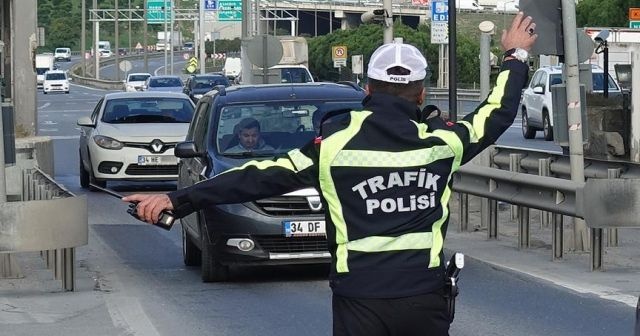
[577,0,639,27]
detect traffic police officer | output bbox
[125,12,537,336]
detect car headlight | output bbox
[93,135,124,150]
[193,94,203,99]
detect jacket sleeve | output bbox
[168,141,320,218]
[449,59,529,165]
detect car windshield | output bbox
[46,73,66,80]
[128,74,150,82]
[279,68,312,83]
[192,77,229,89]
[215,100,363,156]
[549,73,618,91]
[149,77,182,87]
[102,97,194,124]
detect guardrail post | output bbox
[509,154,523,220]
[488,177,498,239]
[62,248,75,291]
[518,205,530,249]
[552,213,564,260]
[538,159,552,228]
[458,193,469,232]
[591,227,603,271]
[606,168,620,247]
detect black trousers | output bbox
[332,291,450,336]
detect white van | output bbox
[223,57,242,80]
[42,70,70,94]
[54,47,71,62]
[457,0,484,11]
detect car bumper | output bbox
[43,86,69,93]
[200,203,330,266]
[89,142,179,181]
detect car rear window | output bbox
[149,77,183,87]
[129,74,151,82]
[215,100,363,155]
[550,73,618,91]
[46,73,66,80]
[192,77,229,89]
[102,97,194,124]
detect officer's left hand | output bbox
[122,193,174,224]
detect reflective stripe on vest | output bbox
[332,146,454,168]
[468,70,510,141]
[413,123,464,268]
[319,111,372,273]
[347,232,433,252]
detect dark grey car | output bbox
[174,82,365,282]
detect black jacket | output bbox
[169,60,529,298]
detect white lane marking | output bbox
[69,82,111,92]
[42,120,57,125]
[37,102,51,110]
[39,128,59,132]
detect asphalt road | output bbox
[35,74,633,335]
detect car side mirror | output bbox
[175,141,205,158]
[77,116,95,127]
[533,86,545,94]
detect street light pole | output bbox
[128,0,132,52]
[383,0,393,43]
[199,0,206,74]
[144,1,149,73]
[81,0,86,76]
[93,0,99,79]
[115,0,120,81]
[164,2,169,75]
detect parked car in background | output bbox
[494,0,519,13]
[54,47,71,62]
[521,65,621,140]
[123,72,152,92]
[42,70,70,94]
[118,48,128,56]
[182,74,231,102]
[144,76,184,93]
[174,82,365,282]
[77,92,196,188]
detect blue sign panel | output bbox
[431,1,449,22]
[204,0,217,10]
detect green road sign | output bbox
[630,21,640,28]
[147,0,172,24]
[218,0,242,21]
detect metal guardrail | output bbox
[0,168,88,291]
[427,88,481,102]
[454,145,640,270]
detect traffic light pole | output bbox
[448,0,457,121]
[561,0,588,251]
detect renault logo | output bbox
[150,139,164,153]
[306,196,323,212]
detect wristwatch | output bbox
[503,48,529,63]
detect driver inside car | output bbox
[227,117,274,153]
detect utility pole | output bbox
[129,0,132,52]
[241,0,252,83]
[561,0,588,251]
[164,3,169,75]
[448,0,457,121]
[81,0,86,76]
[115,0,120,81]
[170,2,175,75]
[199,0,205,74]
[144,0,149,73]
[631,47,640,162]
[383,0,393,44]
[93,0,99,79]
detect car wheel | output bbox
[521,108,536,139]
[201,236,229,282]
[86,157,107,190]
[543,110,554,141]
[65,91,70,94]
[182,222,201,266]
[79,154,90,189]
[43,92,47,95]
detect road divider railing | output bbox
[0,167,87,291]
[68,52,167,90]
[453,145,640,271]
